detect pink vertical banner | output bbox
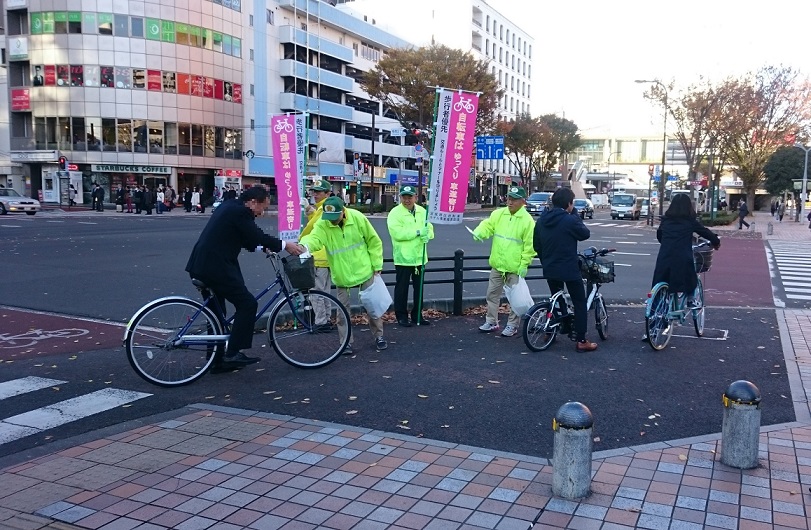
[428,89,479,225]
[270,114,302,241]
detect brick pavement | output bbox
[2,210,811,530]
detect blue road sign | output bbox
[476,136,504,160]
[667,175,678,181]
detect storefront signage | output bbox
[11,150,59,162]
[6,0,27,9]
[215,169,242,177]
[9,37,28,61]
[11,89,30,111]
[91,164,171,174]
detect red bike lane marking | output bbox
[703,238,773,307]
[0,308,124,361]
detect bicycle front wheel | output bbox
[522,302,558,352]
[594,296,608,340]
[692,277,705,337]
[125,297,223,387]
[268,289,350,368]
[645,284,672,351]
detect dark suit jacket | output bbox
[185,199,284,287]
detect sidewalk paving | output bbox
[3,213,811,530]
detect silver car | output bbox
[0,188,40,215]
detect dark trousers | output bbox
[205,280,258,356]
[738,215,749,229]
[547,279,588,342]
[394,265,424,322]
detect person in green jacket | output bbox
[387,185,434,327]
[471,186,536,337]
[299,179,333,331]
[300,196,387,353]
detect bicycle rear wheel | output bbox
[594,296,608,340]
[125,297,223,387]
[692,277,705,337]
[268,289,350,368]
[645,284,672,351]
[522,302,558,352]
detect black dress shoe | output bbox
[210,363,239,374]
[413,319,431,326]
[223,352,260,365]
[397,319,412,327]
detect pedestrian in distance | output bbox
[471,186,535,338]
[183,187,192,213]
[738,197,750,229]
[778,201,786,222]
[186,186,306,373]
[191,187,201,213]
[125,187,133,213]
[134,186,144,214]
[298,179,335,331]
[156,187,165,214]
[770,200,777,218]
[115,185,125,212]
[68,184,77,207]
[95,183,105,212]
[651,193,720,308]
[300,197,388,354]
[534,187,597,352]
[387,185,434,327]
[143,186,154,215]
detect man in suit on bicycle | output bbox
[186,186,306,372]
[534,188,598,352]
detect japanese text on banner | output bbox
[270,114,303,241]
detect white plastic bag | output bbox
[359,275,393,320]
[504,277,534,316]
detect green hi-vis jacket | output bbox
[299,196,329,268]
[386,203,434,266]
[300,208,383,288]
[472,206,535,274]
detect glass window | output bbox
[133,120,148,152]
[145,18,161,40]
[58,117,71,151]
[86,117,102,150]
[31,13,43,35]
[102,118,116,151]
[132,69,146,89]
[98,13,113,35]
[202,29,214,50]
[191,124,204,156]
[35,117,47,150]
[71,117,86,150]
[231,129,242,159]
[148,121,163,154]
[212,32,223,53]
[115,67,131,89]
[215,127,224,157]
[164,122,178,154]
[162,72,176,93]
[232,37,241,58]
[224,128,237,158]
[56,65,70,86]
[84,66,100,87]
[82,12,96,34]
[54,12,68,33]
[188,25,201,47]
[68,12,82,33]
[114,14,128,36]
[223,35,232,56]
[70,65,84,87]
[175,23,190,46]
[41,12,55,33]
[131,17,144,38]
[100,66,114,88]
[178,123,191,155]
[46,117,57,149]
[161,20,175,43]
[204,126,215,157]
[117,119,132,151]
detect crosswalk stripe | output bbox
[787,294,811,300]
[784,287,811,294]
[0,388,151,445]
[0,377,66,400]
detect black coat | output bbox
[652,216,720,292]
[534,207,591,282]
[185,199,284,287]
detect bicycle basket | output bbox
[694,247,713,273]
[282,255,316,291]
[580,256,615,283]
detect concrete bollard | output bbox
[720,380,762,469]
[767,222,774,235]
[552,402,593,499]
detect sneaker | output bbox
[686,299,702,309]
[501,325,518,337]
[342,344,354,355]
[375,337,388,351]
[479,322,500,332]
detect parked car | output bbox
[573,198,594,219]
[0,188,40,215]
[526,192,552,216]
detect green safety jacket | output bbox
[300,208,383,288]
[472,206,535,274]
[386,203,434,266]
[299,197,329,268]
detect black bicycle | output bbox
[124,253,350,387]
[522,247,616,351]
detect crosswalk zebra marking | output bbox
[0,376,67,400]
[0,384,151,445]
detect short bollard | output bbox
[767,221,774,235]
[721,380,762,469]
[552,402,593,499]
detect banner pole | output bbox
[416,89,441,325]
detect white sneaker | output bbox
[479,322,500,332]
[501,325,518,337]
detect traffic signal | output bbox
[58,156,68,170]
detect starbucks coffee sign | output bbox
[91,164,171,174]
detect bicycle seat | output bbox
[191,279,209,290]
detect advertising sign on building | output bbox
[11,89,30,111]
[427,89,480,225]
[9,37,28,61]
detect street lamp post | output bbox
[795,143,810,221]
[635,79,668,224]
[605,151,621,194]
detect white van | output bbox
[611,193,640,220]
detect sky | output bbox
[486,0,811,137]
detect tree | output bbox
[360,44,503,134]
[764,145,805,219]
[531,114,581,191]
[495,113,544,189]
